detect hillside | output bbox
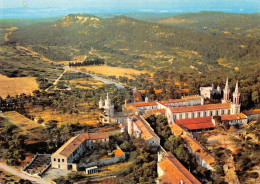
[157,11,260,38]
[8,13,260,74]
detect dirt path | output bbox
[4,27,18,41]
[45,69,67,91]
[225,155,240,184]
[0,162,52,184]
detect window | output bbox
[222,110,225,114]
[209,111,213,116]
[228,110,230,114]
[173,115,177,120]
[204,111,207,117]
[179,114,182,119]
[58,159,60,163]
[197,112,201,117]
[185,113,189,119]
[216,110,218,115]
[62,159,64,162]
[191,113,194,118]
[54,158,56,162]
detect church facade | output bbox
[200,84,221,99]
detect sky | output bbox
[1,0,260,10]
[0,0,259,18]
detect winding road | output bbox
[62,65,125,89]
[0,162,52,184]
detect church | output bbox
[164,79,241,127]
[126,78,243,132]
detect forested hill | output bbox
[9,13,260,72]
[157,11,260,38]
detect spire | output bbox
[225,78,229,89]
[235,81,239,93]
[222,77,230,103]
[232,81,240,105]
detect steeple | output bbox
[233,81,240,105]
[105,93,111,108]
[222,77,230,103]
[225,78,229,90]
[235,81,239,93]
[99,96,104,109]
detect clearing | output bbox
[75,65,150,79]
[158,17,197,24]
[0,74,39,98]
[28,105,100,127]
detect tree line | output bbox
[69,58,105,67]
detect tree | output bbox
[252,91,260,105]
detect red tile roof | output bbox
[170,103,231,113]
[169,124,216,170]
[242,109,260,116]
[175,116,215,130]
[146,109,166,115]
[133,115,160,141]
[113,148,125,157]
[160,95,201,104]
[53,132,109,158]
[88,132,110,140]
[134,101,157,107]
[158,152,201,184]
[221,113,247,121]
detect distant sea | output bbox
[0,7,259,19]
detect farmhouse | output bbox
[51,132,109,171]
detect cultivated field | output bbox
[76,65,150,79]
[0,111,45,141]
[0,74,39,98]
[69,77,105,89]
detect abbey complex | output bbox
[1,8,260,184]
[44,78,259,183]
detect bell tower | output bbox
[233,81,240,105]
[231,81,241,114]
[222,78,230,103]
